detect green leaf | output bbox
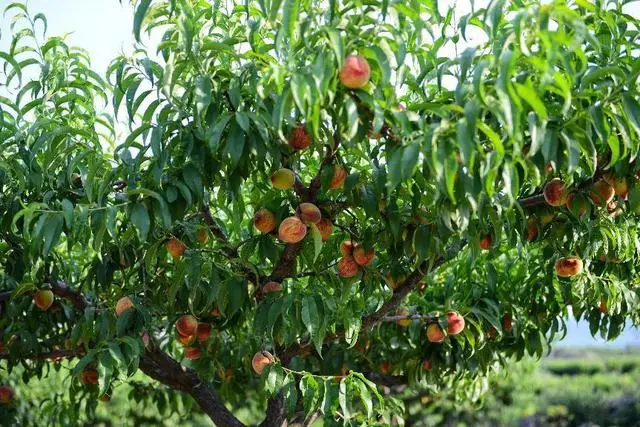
[130,203,150,242]
[301,296,319,339]
[195,75,213,118]
[133,0,153,42]
[622,93,640,137]
[309,223,323,262]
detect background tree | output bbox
[1,0,639,425]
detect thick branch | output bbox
[258,393,286,427]
[268,242,304,283]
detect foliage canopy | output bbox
[1,0,640,425]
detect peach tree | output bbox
[1,0,640,425]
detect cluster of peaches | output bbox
[173,314,213,361]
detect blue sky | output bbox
[1,0,639,349]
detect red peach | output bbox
[396,308,411,327]
[166,239,186,259]
[254,209,276,233]
[296,202,322,224]
[527,220,539,242]
[177,334,196,346]
[479,234,493,250]
[588,180,615,207]
[555,256,583,277]
[422,359,432,371]
[353,245,375,266]
[503,313,513,332]
[379,361,391,374]
[426,323,446,343]
[330,166,348,189]
[81,367,99,385]
[0,386,14,404]
[339,55,371,89]
[270,168,295,190]
[115,297,134,317]
[340,240,355,256]
[252,351,275,375]
[544,178,568,207]
[288,124,311,151]
[278,216,308,243]
[262,281,283,294]
[176,314,198,338]
[446,311,465,335]
[316,218,333,241]
[196,323,212,343]
[185,347,202,360]
[34,289,54,311]
[338,256,359,278]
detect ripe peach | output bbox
[426,323,446,343]
[0,385,14,404]
[604,173,628,198]
[34,289,54,311]
[185,347,202,360]
[340,240,355,256]
[330,166,348,189]
[503,313,513,332]
[196,228,209,244]
[252,351,275,375]
[338,256,359,278]
[210,307,222,318]
[339,55,371,89]
[379,361,391,374]
[81,367,99,385]
[396,308,411,327]
[422,359,432,371]
[115,297,134,317]
[296,202,322,224]
[176,314,198,337]
[598,300,608,314]
[446,311,465,335]
[526,220,539,242]
[262,281,283,294]
[270,168,295,190]
[566,193,588,217]
[589,180,615,207]
[316,218,333,241]
[177,333,196,346]
[555,256,583,277]
[278,216,307,243]
[479,234,493,250]
[166,239,186,259]
[254,209,276,233]
[544,178,568,207]
[353,245,375,266]
[196,323,212,342]
[288,124,311,151]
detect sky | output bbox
[0,0,639,349]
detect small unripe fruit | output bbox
[339,55,371,89]
[396,308,411,327]
[567,193,588,217]
[379,361,391,374]
[544,178,568,207]
[426,323,446,343]
[271,168,295,190]
[196,228,209,244]
[185,347,202,360]
[589,180,615,207]
[210,307,222,318]
[446,311,465,335]
[422,359,432,371]
[252,351,275,375]
[278,216,307,243]
[526,220,539,242]
[262,281,283,294]
[316,218,333,241]
[338,256,359,278]
[196,323,212,343]
[479,234,493,250]
[176,314,198,338]
[330,166,348,189]
[353,245,375,266]
[340,240,355,256]
[254,209,276,233]
[296,203,322,224]
[0,386,14,404]
[288,124,312,150]
[34,290,54,311]
[555,256,583,277]
[503,313,513,332]
[177,333,196,346]
[81,367,99,385]
[166,239,186,259]
[115,297,134,317]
